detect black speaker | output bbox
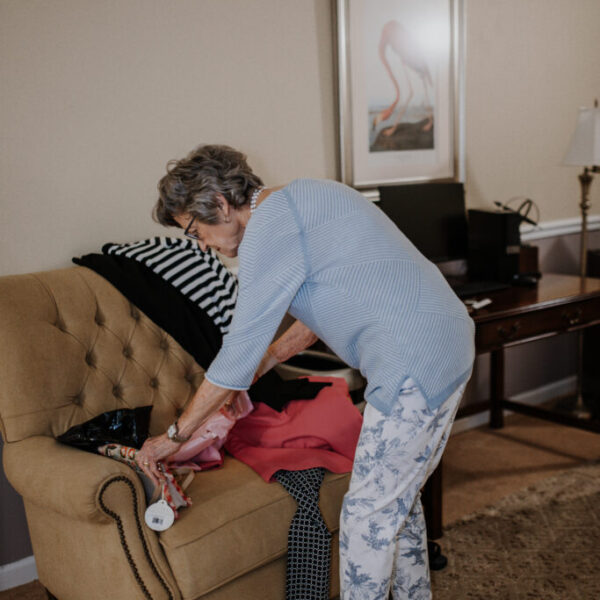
[467,209,521,282]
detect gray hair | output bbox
[153,144,264,226]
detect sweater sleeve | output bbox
[204,196,307,390]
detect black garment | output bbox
[273,468,331,600]
[248,370,332,412]
[73,253,222,370]
[102,237,237,334]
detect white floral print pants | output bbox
[339,378,467,600]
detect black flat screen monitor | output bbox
[376,182,468,263]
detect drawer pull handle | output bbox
[497,322,521,340]
[563,308,582,326]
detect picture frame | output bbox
[336,0,464,188]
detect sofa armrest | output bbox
[3,435,143,524]
[5,435,182,600]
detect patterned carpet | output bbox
[3,462,599,600]
[431,461,600,599]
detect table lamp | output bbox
[563,100,600,278]
[562,101,600,418]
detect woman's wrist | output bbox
[269,321,317,364]
[256,348,279,379]
[176,379,232,438]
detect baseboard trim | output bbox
[0,555,38,591]
[451,375,577,435]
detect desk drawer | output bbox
[476,297,600,352]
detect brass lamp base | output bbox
[578,168,593,279]
[553,394,592,420]
[553,331,594,420]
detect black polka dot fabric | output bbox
[274,468,331,600]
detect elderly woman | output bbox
[136,144,474,599]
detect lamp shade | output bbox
[563,105,600,166]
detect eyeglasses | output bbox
[184,215,201,240]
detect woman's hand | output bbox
[134,377,258,486]
[136,434,181,486]
[222,391,250,417]
[136,380,236,485]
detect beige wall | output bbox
[465,0,600,219]
[0,0,337,275]
[1,0,600,277]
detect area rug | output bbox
[431,461,600,599]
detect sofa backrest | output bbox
[0,267,204,443]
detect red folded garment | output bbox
[224,376,363,482]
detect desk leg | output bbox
[490,348,505,429]
[422,459,443,540]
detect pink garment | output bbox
[168,391,254,470]
[224,376,363,482]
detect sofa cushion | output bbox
[160,455,350,599]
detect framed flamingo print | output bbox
[336,0,464,188]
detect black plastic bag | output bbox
[57,406,152,453]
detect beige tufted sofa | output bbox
[0,267,350,600]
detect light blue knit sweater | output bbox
[205,179,474,414]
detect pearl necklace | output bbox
[250,187,264,215]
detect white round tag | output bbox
[144,499,175,531]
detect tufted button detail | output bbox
[71,394,83,406]
[149,378,159,389]
[54,317,66,332]
[94,307,105,326]
[112,385,122,398]
[85,351,95,367]
[122,346,132,359]
[130,306,140,321]
[159,339,169,351]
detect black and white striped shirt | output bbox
[103,237,237,334]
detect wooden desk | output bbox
[424,273,600,540]
[462,272,600,431]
